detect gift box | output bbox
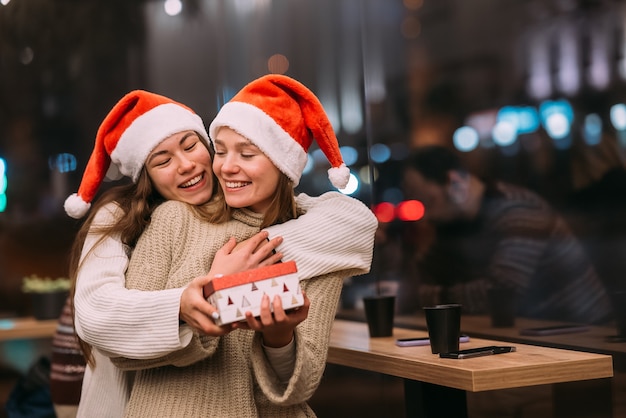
[202,261,302,325]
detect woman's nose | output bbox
[220,155,239,173]
[177,156,196,173]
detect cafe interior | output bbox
[1,0,626,417]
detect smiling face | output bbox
[145,130,214,205]
[212,127,282,214]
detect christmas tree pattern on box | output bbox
[203,261,302,325]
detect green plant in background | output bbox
[22,274,71,293]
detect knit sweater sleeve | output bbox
[250,271,344,407]
[265,192,377,281]
[73,202,192,359]
[112,201,220,370]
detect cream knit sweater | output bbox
[112,201,352,417]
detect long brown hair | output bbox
[69,170,164,365]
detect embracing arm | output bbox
[265,192,377,280]
[73,203,193,359]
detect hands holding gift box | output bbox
[203,258,303,325]
[179,231,310,347]
[203,261,308,345]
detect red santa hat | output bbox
[64,90,209,219]
[208,74,350,189]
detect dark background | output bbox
[1,0,625,317]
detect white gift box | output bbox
[203,261,302,325]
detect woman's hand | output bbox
[233,291,310,348]
[208,231,283,278]
[179,274,235,336]
[180,232,284,336]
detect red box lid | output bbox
[203,261,298,298]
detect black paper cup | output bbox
[363,295,395,338]
[423,304,461,354]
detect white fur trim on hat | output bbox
[209,102,308,186]
[110,103,208,182]
[64,193,91,219]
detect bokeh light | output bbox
[340,146,358,166]
[396,200,424,221]
[370,143,391,163]
[48,153,77,173]
[267,54,289,74]
[302,154,314,175]
[492,120,518,146]
[540,99,573,140]
[373,202,395,223]
[583,113,602,145]
[164,0,182,16]
[544,113,571,139]
[338,173,359,195]
[453,126,479,152]
[610,104,626,131]
[0,158,6,212]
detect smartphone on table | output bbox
[439,345,516,359]
[395,334,470,347]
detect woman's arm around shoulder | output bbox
[265,192,377,280]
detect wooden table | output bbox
[0,317,57,341]
[328,319,614,418]
[397,312,626,370]
[339,308,626,370]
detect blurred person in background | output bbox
[401,145,612,324]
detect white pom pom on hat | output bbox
[209,74,350,189]
[64,193,91,219]
[64,90,209,219]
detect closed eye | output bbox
[184,141,198,152]
[153,157,171,167]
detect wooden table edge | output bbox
[328,319,614,392]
